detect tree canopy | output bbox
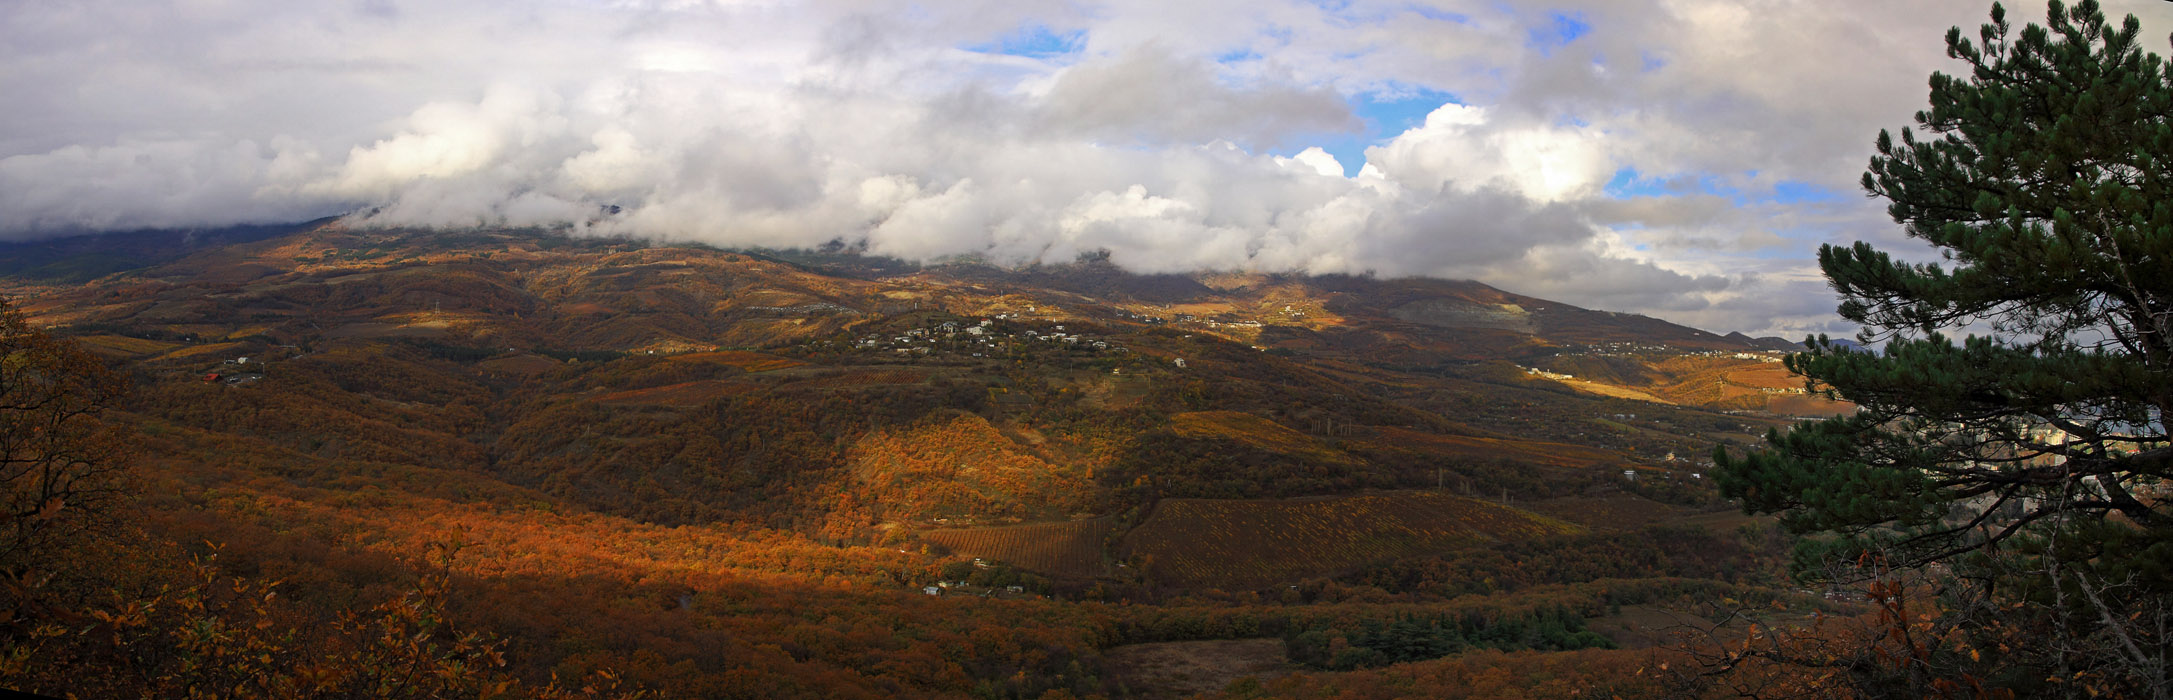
[1721,0,2171,572]
[0,296,129,568]
[1716,1,2173,693]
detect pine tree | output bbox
[1722,0,2171,573]
[1715,2,2173,694]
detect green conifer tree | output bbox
[1716,2,2172,693]
[1722,0,2171,573]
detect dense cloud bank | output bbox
[5,0,2168,337]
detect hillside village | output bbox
[850,318,1128,359]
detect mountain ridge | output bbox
[0,220,1844,697]
[3,221,1796,352]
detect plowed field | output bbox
[921,518,1111,578]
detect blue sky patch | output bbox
[1602,168,1668,198]
[1639,50,1667,72]
[1358,86,1459,136]
[963,24,1086,59]
[1528,11,1590,53]
[1296,136,1369,178]
[1607,168,1855,206]
[1768,180,1850,204]
[1406,4,1470,23]
[1284,86,1459,177]
[1215,48,1262,64]
[1604,168,1741,200]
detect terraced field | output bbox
[1121,491,1579,589]
[155,340,249,361]
[1722,363,1800,390]
[73,334,182,357]
[1524,493,1685,531]
[921,517,1111,578]
[668,350,806,372]
[1767,393,1857,417]
[1352,427,1617,470]
[1170,411,1353,464]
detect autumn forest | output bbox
[0,225,1930,698]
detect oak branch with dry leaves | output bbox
[0,296,128,569]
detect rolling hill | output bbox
[1,222,1837,698]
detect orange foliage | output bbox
[2,542,646,700]
[0,228,1857,698]
[845,412,1095,522]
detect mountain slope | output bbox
[3,222,1834,698]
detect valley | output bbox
[2,224,1852,698]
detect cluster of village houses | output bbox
[852,319,1128,359]
[920,559,1034,598]
[200,355,277,386]
[1551,341,1789,362]
[921,580,1030,597]
[1113,307,1278,330]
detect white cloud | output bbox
[1365,104,1613,202]
[5,0,2171,338]
[1030,43,1358,147]
[311,85,571,200]
[1274,147,1344,178]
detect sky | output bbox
[4,1,2171,339]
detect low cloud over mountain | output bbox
[5,0,2168,338]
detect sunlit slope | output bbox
[1527,353,1855,416]
[22,224,1784,542]
[921,518,1113,578]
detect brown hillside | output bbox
[1122,492,1580,589]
